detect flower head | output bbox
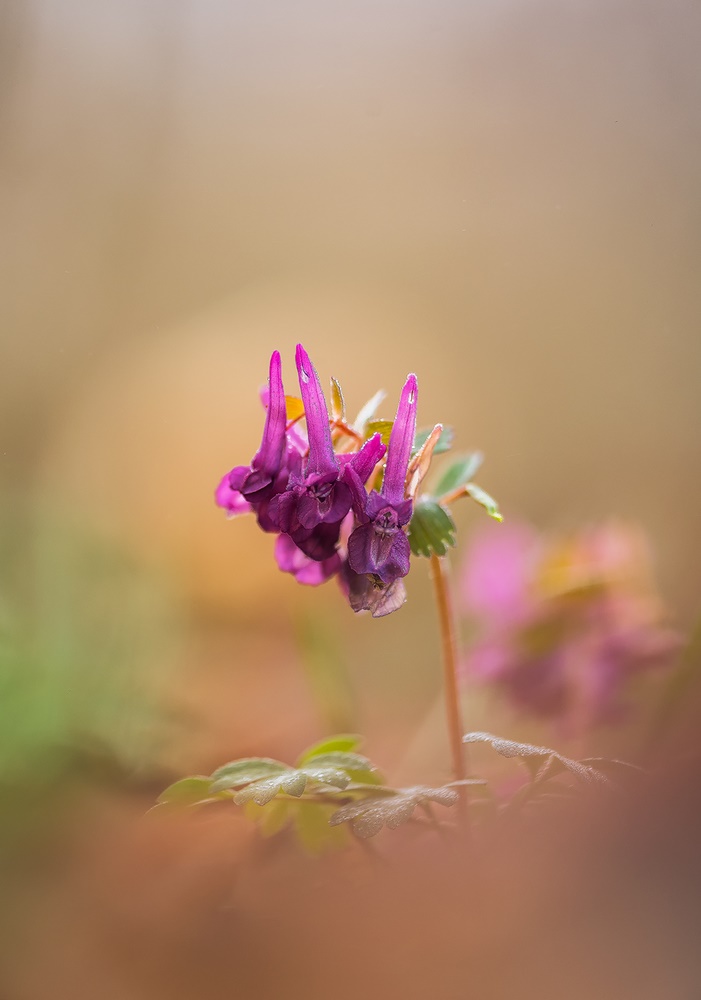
[216,346,438,617]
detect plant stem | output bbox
[429,553,469,821]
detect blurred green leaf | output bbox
[297,734,362,764]
[307,751,383,787]
[156,776,220,807]
[408,499,457,558]
[465,484,503,522]
[233,770,309,805]
[301,751,374,772]
[233,764,352,806]
[210,758,289,793]
[364,419,394,446]
[435,452,483,497]
[413,426,454,456]
[329,785,459,839]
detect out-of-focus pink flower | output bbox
[460,520,680,731]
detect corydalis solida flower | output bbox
[216,345,419,617]
[459,521,680,730]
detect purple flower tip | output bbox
[295,344,337,477]
[383,374,418,506]
[223,350,288,504]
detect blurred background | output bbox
[1,1,700,997]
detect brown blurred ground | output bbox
[1,2,701,997]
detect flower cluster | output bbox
[460,521,680,731]
[216,345,420,617]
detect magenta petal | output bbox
[252,350,287,478]
[348,433,387,484]
[274,534,340,585]
[296,491,323,529]
[215,472,252,515]
[291,521,342,561]
[343,464,371,521]
[347,521,411,584]
[383,373,417,505]
[383,531,411,581]
[295,344,337,477]
[347,522,379,576]
[320,480,352,523]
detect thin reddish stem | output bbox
[430,553,469,824]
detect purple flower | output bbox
[346,374,417,585]
[268,346,350,531]
[460,521,681,731]
[269,345,386,561]
[214,344,421,617]
[274,533,342,586]
[215,351,291,521]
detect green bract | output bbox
[408,498,457,558]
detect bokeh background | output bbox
[1,2,700,997]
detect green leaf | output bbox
[465,484,503,522]
[413,426,454,456]
[233,770,309,805]
[364,419,394,446]
[299,765,353,789]
[302,751,374,772]
[329,785,459,839]
[232,764,352,806]
[330,378,345,421]
[435,452,483,497]
[209,757,289,793]
[297,734,362,765]
[408,499,457,558]
[156,775,223,807]
[463,732,615,786]
[306,751,383,786]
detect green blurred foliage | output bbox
[0,498,182,850]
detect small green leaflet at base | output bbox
[408,498,457,558]
[465,484,503,522]
[463,732,642,786]
[434,452,483,497]
[329,785,460,839]
[413,426,454,456]
[155,775,229,809]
